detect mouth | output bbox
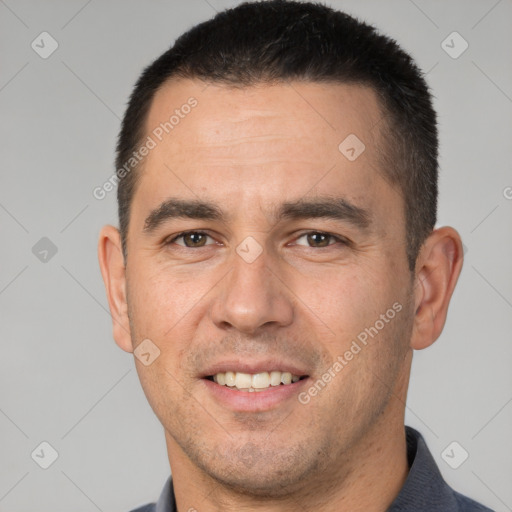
[204,371,309,392]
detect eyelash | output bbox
[165,230,348,249]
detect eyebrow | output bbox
[142,196,371,233]
[279,197,370,230]
[143,199,225,233]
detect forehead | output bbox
[145,78,384,160]
[135,78,398,223]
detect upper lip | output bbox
[200,359,309,378]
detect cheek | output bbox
[133,353,198,443]
[291,264,391,343]
[126,269,202,422]
[127,262,210,341]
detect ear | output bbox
[97,225,133,353]
[410,226,464,350]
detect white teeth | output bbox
[235,372,252,389]
[270,371,282,386]
[225,371,236,386]
[210,370,303,391]
[252,372,270,389]
[281,372,292,385]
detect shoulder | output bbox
[388,427,494,512]
[454,491,495,511]
[127,504,156,512]
[127,475,174,512]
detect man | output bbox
[98,1,493,510]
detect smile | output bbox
[207,371,307,391]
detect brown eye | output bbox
[306,233,331,247]
[295,232,343,248]
[170,231,213,248]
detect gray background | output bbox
[1,0,511,510]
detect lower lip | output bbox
[201,378,309,412]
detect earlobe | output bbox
[97,225,133,353]
[410,226,464,351]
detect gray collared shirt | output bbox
[129,426,493,512]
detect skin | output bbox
[98,79,463,511]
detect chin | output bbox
[210,468,307,499]
[193,443,324,499]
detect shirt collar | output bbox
[155,475,175,512]
[387,426,460,511]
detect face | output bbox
[122,79,416,496]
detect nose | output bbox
[210,245,294,334]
